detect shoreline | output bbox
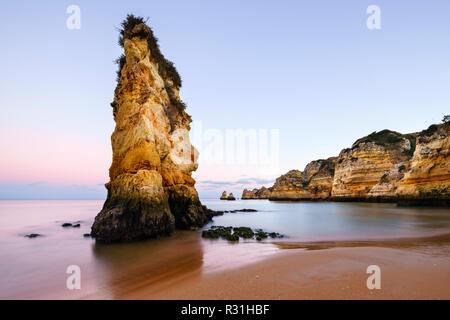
[83,231,450,300]
[271,231,450,250]
[240,197,450,207]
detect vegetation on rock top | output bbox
[117,14,182,87]
[353,129,416,158]
[113,14,186,112]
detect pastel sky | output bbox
[1,0,449,199]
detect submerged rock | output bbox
[201,226,284,242]
[91,15,213,242]
[233,227,254,238]
[224,208,257,213]
[25,233,42,238]
[62,222,81,228]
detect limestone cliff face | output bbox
[91,16,213,242]
[242,186,271,199]
[241,158,336,200]
[332,130,414,201]
[270,158,336,200]
[396,123,450,205]
[242,124,449,205]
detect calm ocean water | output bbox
[0,199,449,299]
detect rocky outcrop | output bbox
[242,124,449,206]
[241,158,336,200]
[227,193,236,201]
[332,130,414,201]
[91,15,214,242]
[220,191,228,200]
[242,186,272,199]
[270,158,336,200]
[396,123,450,206]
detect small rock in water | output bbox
[62,222,82,228]
[83,233,91,238]
[233,227,254,238]
[202,226,284,242]
[224,208,258,213]
[25,233,42,238]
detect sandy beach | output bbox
[81,233,450,300]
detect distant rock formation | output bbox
[91,15,215,242]
[227,193,236,201]
[270,158,336,200]
[220,191,228,200]
[241,123,449,206]
[242,186,271,199]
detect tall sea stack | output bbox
[91,15,213,242]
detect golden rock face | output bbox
[332,140,410,200]
[397,124,450,204]
[242,158,336,200]
[242,125,449,205]
[270,158,337,200]
[91,21,212,242]
[242,186,272,199]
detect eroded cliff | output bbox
[91,15,213,242]
[242,124,449,205]
[332,130,414,201]
[270,158,336,200]
[241,158,336,200]
[396,123,450,205]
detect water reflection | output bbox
[205,200,450,241]
[0,200,449,299]
[91,231,204,299]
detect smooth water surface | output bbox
[0,199,449,299]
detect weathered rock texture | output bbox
[227,193,236,201]
[91,15,213,242]
[242,186,272,199]
[241,158,336,200]
[396,123,450,206]
[242,125,449,206]
[332,130,414,201]
[270,158,336,200]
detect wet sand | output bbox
[82,233,450,300]
[3,200,450,300]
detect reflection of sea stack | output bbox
[220,191,227,200]
[91,15,214,242]
[227,193,236,201]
